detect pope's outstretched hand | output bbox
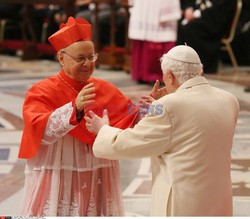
[85,109,109,134]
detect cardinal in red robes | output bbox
[19,16,137,216]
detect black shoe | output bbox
[244,86,250,92]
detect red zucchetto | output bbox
[48,16,92,51]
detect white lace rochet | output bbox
[21,102,124,216]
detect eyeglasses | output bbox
[61,51,98,64]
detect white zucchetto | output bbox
[166,45,201,64]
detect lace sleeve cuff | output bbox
[41,102,77,145]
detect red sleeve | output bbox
[18,86,53,159]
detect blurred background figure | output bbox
[21,0,92,44]
[22,3,59,43]
[222,0,250,67]
[0,3,23,41]
[0,3,22,21]
[75,0,93,22]
[76,0,126,48]
[51,0,126,49]
[128,0,181,84]
[177,0,237,74]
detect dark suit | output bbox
[177,0,237,73]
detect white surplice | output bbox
[21,102,124,216]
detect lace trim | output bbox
[107,192,118,216]
[57,194,70,216]
[69,194,79,216]
[43,194,51,216]
[42,193,118,216]
[43,193,80,216]
[47,102,74,137]
[87,197,97,216]
[42,102,75,144]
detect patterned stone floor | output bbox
[0,54,250,216]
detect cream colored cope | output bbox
[92,76,239,216]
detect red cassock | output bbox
[19,70,137,158]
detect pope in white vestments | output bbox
[85,45,239,216]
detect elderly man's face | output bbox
[60,41,95,83]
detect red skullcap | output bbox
[48,16,92,51]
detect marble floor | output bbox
[0,54,250,216]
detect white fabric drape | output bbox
[128,0,181,42]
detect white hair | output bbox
[160,54,203,85]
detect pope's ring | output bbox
[81,96,85,101]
